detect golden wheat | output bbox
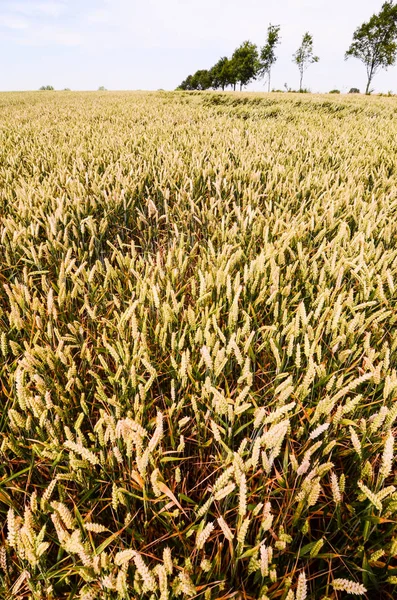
[1,90,397,599]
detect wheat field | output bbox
[1,91,397,599]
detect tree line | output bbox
[178,1,397,95]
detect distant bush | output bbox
[329,89,340,94]
[98,86,107,91]
[39,85,54,91]
[349,88,360,94]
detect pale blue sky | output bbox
[0,0,395,93]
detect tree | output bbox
[293,32,319,92]
[178,70,212,91]
[178,75,194,90]
[345,1,397,94]
[191,70,212,90]
[39,85,54,91]
[227,59,238,91]
[210,57,232,90]
[259,24,281,92]
[231,41,259,91]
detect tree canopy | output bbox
[177,40,260,91]
[176,6,397,94]
[231,41,260,91]
[345,1,397,94]
[210,57,232,91]
[293,32,319,92]
[259,24,281,92]
[178,70,212,91]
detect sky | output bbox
[0,0,396,93]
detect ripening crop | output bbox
[1,90,397,599]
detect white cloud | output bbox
[0,1,81,46]
[0,15,29,29]
[15,25,83,46]
[87,8,110,24]
[41,28,82,45]
[10,1,67,18]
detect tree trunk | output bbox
[365,74,372,95]
[240,82,242,91]
[366,58,377,94]
[299,70,303,92]
[233,83,236,91]
[268,70,271,93]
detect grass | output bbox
[1,90,397,599]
